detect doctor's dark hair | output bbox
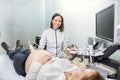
[50,13,64,32]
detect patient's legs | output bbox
[13,52,29,76]
[12,47,30,76]
[1,41,29,59]
[15,40,21,50]
[1,42,16,59]
[1,41,30,76]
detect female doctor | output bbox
[39,13,75,58]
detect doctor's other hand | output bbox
[70,47,78,51]
[65,47,78,54]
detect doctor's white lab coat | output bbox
[39,28,68,58]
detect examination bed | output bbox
[0,53,117,80]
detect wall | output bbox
[45,0,120,61]
[0,0,14,53]
[45,0,55,29]
[0,0,46,52]
[0,0,119,59]
[13,0,45,47]
[45,0,120,48]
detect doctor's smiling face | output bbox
[50,13,64,32]
[52,16,62,29]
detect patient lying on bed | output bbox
[25,42,104,80]
[1,41,104,80]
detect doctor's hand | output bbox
[65,47,78,54]
[70,47,78,51]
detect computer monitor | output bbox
[96,4,115,42]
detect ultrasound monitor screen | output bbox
[96,4,114,42]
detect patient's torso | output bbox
[25,49,50,73]
[37,58,78,80]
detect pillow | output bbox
[0,54,25,80]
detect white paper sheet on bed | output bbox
[0,54,25,80]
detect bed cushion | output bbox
[0,54,25,80]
